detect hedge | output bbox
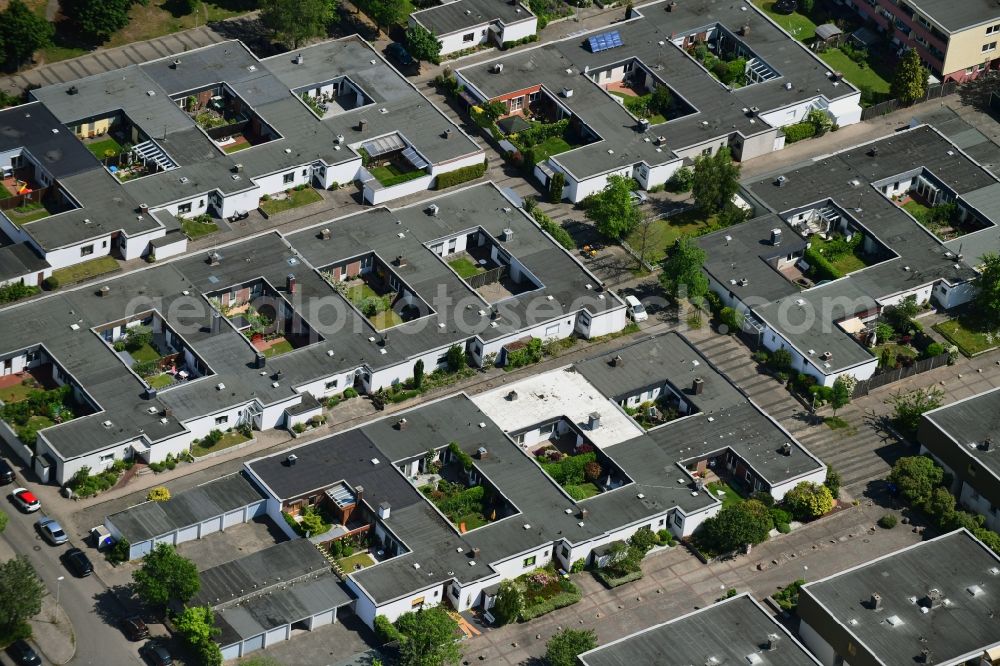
[803,246,843,281]
[435,160,488,189]
[529,208,574,249]
[783,122,817,144]
[593,568,644,589]
[519,587,581,621]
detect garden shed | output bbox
[814,24,843,46]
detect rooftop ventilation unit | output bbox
[781,442,792,456]
[493,63,504,73]
[286,454,298,466]
[775,175,787,187]
[501,228,514,242]
[561,87,574,98]
[102,420,113,428]
[588,412,601,430]
[771,228,782,245]
[427,204,440,216]
[294,53,304,65]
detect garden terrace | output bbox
[293,75,375,120]
[429,227,543,304]
[598,68,697,126]
[673,23,780,89]
[874,167,995,241]
[527,425,632,501]
[68,109,179,181]
[322,252,433,332]
[499,115,594,167]
[94,310,211,392]
[207,277,323,358]
[171,82,281,155]
[419,450,518,532]
[359,134,429,188]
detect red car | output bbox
[121,616,149,642]
[11,488,40,513]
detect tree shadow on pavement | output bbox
[957,72,1000,113]
[91,585,134,627]
[209,17,284,58]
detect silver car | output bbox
[36,517,68,545]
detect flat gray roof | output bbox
[106,473,264,543]
[922,387,1000,480]
[907,0,1000,32]
[458,0,856,180]
[801,529,1000,665]
[579,593,820,666]
[412,0,534,36]
[0,243,49,282]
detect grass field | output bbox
[52,256,120,285]
[85,137,124,160]
[871,343,917,368]
[753,0,817,40]
[934,317,1000,356]
[146,374,174,390]
[370,163,426,188]
[260,188,322,216]
[448,257,484,279]
[129,342,161,363]
[6,204,50,225]
[608,90,667,124]
[531,136,574,162]
[808,235,871,275]
[0,382,35,404]
[706,480,743,508]
[263,339,295,357]
[181,217,219,239]
[902,200,932,223]
[0,186,11,200]
[337,553,374,571]
[223,141,251,154]
[192,430,250,457]
[625,209,717,264]
[818,48,891,97]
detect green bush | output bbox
[783,122,817,144]
[106,538,131,564]
[435,160,488,190]
[527,205,574,250]
[505,338,543,368]
[520,587,581,621]
[803,246,843,281]
[448,441,475,471]
[593,568,643,589]
[772,579,805,613]
[549,171,565,203]
[43,276,60,290]
[656,529,674,546]
[0,282,39,304]
[877,514,897,529]
[0,622,32,648]
[924,342,945,358]
[570,558,586,573]
[373,615,402,644]
[343,387,359,399]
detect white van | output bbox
[624,295,648,322]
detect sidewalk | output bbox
[0,538,74,665]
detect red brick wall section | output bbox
[492,85,543,116]
[346,261,362,277]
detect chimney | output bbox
[67,85,78,95]
[871,592,882,610]
[354,485,364,504]
[741,23,750,37]
[443,128,452,139]
[294,53,304,65]
[210,313,223,335]
[172,59,182,68]
[776,175,787,187]
[766,633,780,651]
[254,352,266,369]
[287,273,297,294]
[208,251,221,266]
[396,418,408,430]
[781,442,792,456]
[99,285,111,297]
[982,438,993,452]
[666,0,676,10]
[588,412,601,430]
[286,454,298,466]
[164,407,173,418]
[578,508,589,520]
[637,118,650,132]
[357,118,367,132]
[144,387,158,400]
[506,390,518,401]
[477,446,488,459]
[232,163,244,173]
[610,354,625,367]
[320,228,331,240]
[139,203,149,215]
[394,255,407,267]
[378,502,391,519]
[771,228,783,246]
[427,204,440,216]
[470,547,480,559]
[692,377,704,394]
[921,648,932,664]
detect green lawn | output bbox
[260,188,323,216]
[263,339,295,357]
[345,283,378,301]
[85,137,124,160]
[6,202,50,225]
[818,48,891,97]
[706,481,743,508]
[625,209,718,264]
[26,415,54,431]
[753,0,818,40]
[532,136,574,162]
[181,217,219,239]
[934,317,1000,356]
[808,235,871,275]
[564,482,601,500]
[129,342,161,363]
[369,309,403,330]
[608,91,666,124]
[344,283,402,329]
[223,141,251,154]
[337,552,374,571]
[0,186,11,200]
[903,200,932,223]
[871,343,917,368]
[448,257,484,279]
[0,381,35,404]
[146,374,174,390]
[192,430,251,457]
[52,256,120,285]
[370,163,426,188]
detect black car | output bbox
[121,616,150,641]
[63,547,93,577]
[140,642,173,666]
[7,640,41,666]
[386,42,415,68]
[0,458,15,484]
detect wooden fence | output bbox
[852,352,950,397]
[860,81,959,121]
[467,265,508,290]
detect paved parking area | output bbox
[249,612,381,666]
[175,516,288,570]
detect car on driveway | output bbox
[628,190,649,206]
[11,487,40,512]
[63,547,93,577]
[121,616,150,642]
[0,458,15,484]
[7,640,41,666]
[386,42,415,68]
[140,641,173,666]
[36,517,68,545]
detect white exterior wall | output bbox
[561,165,632,203]
[181,401,254,441]
[429,150,486,176]
[674,502,718,538]
[369,343,459,391]
[959,483,1000,532]
[640,158,684,191]
[453,542,554,612]
[150,236,188,261]
[798,619,839,666]
[935,279,977,309]
[217,187,263,219]
[478,315,577,363]
[436,25,492,55]
[158,193,212,219]
[500,17,537,44]
[365,174,434,205]
[759,325,877,388]
[359,579,449,625]
[759,99,817,128]
[563,515,669,566]
[878,283,935,308]
[253,165,315,196]
[827,92,863,126]
[314,157,362,189]
[38,434,141,486]
[0,266,49,288]
[121,228,165,261]
[294,369,362,401]
[579,303,627,339]
[347,578,379,627]
[44,235,114,270]
[673,136,731,163]
[769,467,830,502]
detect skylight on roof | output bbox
[588,31,623,53]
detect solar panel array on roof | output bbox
[588,30,623,53]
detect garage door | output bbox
[129,540,153,561]
[176,524,199,544]
[223,508,244,528]
[200,516,222,537]
[220,644,240,661]
[310,609,334,629]
[153,533,176,547]
[242,634,264,655]
[265,625,289,647]
[247,500,266,519]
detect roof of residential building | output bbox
[578,592,821,666]
[412,0,534,36]
[0,243,49,282]
[106,473,264,543]
[457,0,857,180]
[800,529,1000,665]
[906,0,1000,33]
[922,386,1000,480]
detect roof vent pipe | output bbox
[693,377,704,394]
[871,592,882,610]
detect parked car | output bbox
[63,547,93,577]
[121,616,150,642]
[11,487,40,512]
[624,294,648,322]
[140,641,173,666]
[628,190,649,206]
[0,458,15,484]
[386,42,415,68]
[7,640,41,666]
[36,517,68,545]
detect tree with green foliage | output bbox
[891,49,928,105]
[394,606,462,666]
[666,166,694,193]
[659,237,708,303]
[0,510,6,534]
[888,456,944,507]
[975,252,1000,327]
[367,0,407,33]
[585,174,642,240]
[174,605,219,647]
[545,628,598,666]
[412,359,424,389]
[784,481,834,520]
[0,0,54,67]
[701,499,773,553]
[492,579,525,625]
[824,467,842,499]
[885,386,944,433]
[628,526,658,554]
[830,375,854,415]
[549,171,565,203]
[65,0,132,43]
[882,295,919,335]
[604,540,643,577]
[0,556,44,635]
[445,345,466,372]
[691,147,740,216]
[261,0,336,49]
[132,543,200,608]
[649,84,673,116]
[405,23,441,64]
[719,307,744,334]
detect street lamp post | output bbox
[56,576,64,605]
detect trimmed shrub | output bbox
[593,568,643,589]
[520,587,581,621]
[803,246,843,281]
[877,514,897,529]
[435,160,488,190]
[570,558,586,573]
[783,122,817,144]
[374,615,402,644]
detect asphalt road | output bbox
[2,489,143,665]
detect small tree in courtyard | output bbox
[405,23,441,64]
[546,628,597,666]
[691,147,740,216]
[584,174,643,240]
